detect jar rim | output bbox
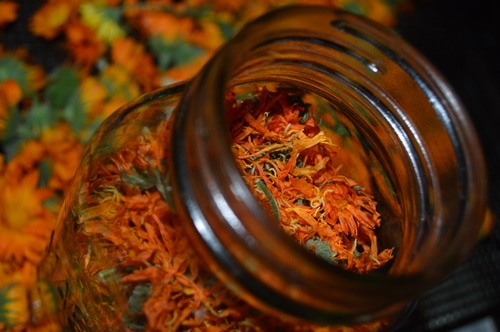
[171,5,488,324]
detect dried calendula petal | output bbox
[228,86,394,272]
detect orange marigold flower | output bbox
[0,1,18,28]
[65,22,106,69]
[79,2,125,43]
[187,20,226,51]
[100,95,132,120]
[26,64,47,93]
[0,261,37,289]
[331,0,397,26]
[100,63,141,100]
[0,79,23,107]
[40,123,84,191]
[0,164,56,264]
[111,38,144,73]
[111,38,160,91]
[3,140,46,184]
[0,282,30,327]
[124,9,194,41]
[30,0,73,39]
[79,76,108,119]
[0,79,22,133]
[163,53,210,83]
[363,0,397,27]
[211,0,261,14]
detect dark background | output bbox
[1,0,500,331]
[395,0,500,331]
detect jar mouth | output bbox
[171,5,488,323]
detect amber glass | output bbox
[41,5,488,330]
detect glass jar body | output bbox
[41,5,488,331]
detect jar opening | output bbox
[171,5,488,325]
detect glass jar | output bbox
[41,5,488,331]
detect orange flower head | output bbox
[26,64,47,93]
[331,0,397,26]
[30,0,73,39]
[111,38,144,73]
[100,63,141,100]
[163,53,210,83]
[3,139,46,184]
[187,20,226,51]
[79,2,125,43]
[65,22,106,69]
[111,38,160,91]
[40,123,84,191]
[79,76,108,119]
[124,9,194,41]
[0,1,18,28]
[0,78,23,107]
[0,167,56,264]
[0,79,22,133]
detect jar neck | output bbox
[171,5,487,324]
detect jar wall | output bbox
[43,84,186,330]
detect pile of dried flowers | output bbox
[0,0,410,330]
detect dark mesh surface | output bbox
[396,226,500,331]
[0,0,67,72]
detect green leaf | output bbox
[181,4,214,20]
[342,1,366,16]
[122,167,157,190]
[127,283,152,315]
[22,101,56,138]
[100,5,123,22]
[0,284,17,328]
[216,20,237,40]
[45,67,80,109]
[306,237,338,264]
[38,159,53,188]
[58,92,87,133]
[0,56,30,94]
[148,36,205,70]
[1,107,24,160]
[122,282,151,331]
[45,67,87,133]
[1,101,55,161]
[255,178,280,221]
